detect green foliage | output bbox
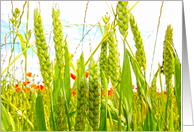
[1,103,16,131]
[36,89,47,131]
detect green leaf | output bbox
[64,42,71,107]
[1,103,16,131]
[80,52,86,76]
[98,103,107,131]
[49,91,55,131]
[69,111,76,118]
[167,44,181,127]
[61,41,72,131]
[127,49,152,110]
[53,62,61,119]
[169,100,174,131]
[36,89,47,131]
[19,34,27,58]
[143,110,150,131]
[49,110,54,131]
[151,110,158,131]
[7,31,26,58]
[98,71,108,131]
[174,50,181,129]
[120,47,133,131]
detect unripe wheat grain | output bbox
[89,58,101,131]
[129,12,147,72]
[34,9,52,89]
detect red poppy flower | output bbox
[102,90,104,96]
[27,87,31,91]
[40,85,44,90]
[31,84,35,88]
[163,91,167,94]
[70,73,76,80]
[133,85,135,89]
[108,91,111,96]
[23,89,26,92]
[27,80,30,84]
[174,100,177,102]
[86,72,89,78]
[164,95,167,98]
[42,81,44,83]
[70,88,72,91]
[16,87,20,92]
[23,82,26,86]
[71,70,89,80]
[15,84,19,88]
[135,87,137,90]
[108,88,114,96]
[35,85,40,89]
[72,90,76,96]
[27,72,32,77]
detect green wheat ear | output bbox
[108,25,121,90]
[117,1,129,37]
[89,58,101,131]
[52,7,65,80]
[56,92,67,131]
[163,25,174,103]
[100,14,110,86]
[150,70,159,118]
[129,12,147,72]
[163,25,174,86]
[75,75,88,131]
[34,9,52,89]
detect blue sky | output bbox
[1,1,182,90]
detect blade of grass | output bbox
[120,47,133,131]
[36,89,47,131]
[99,71,108,130]
[61,41,71,131]
[64,41,71,107]
[52,61,61,121]
[98,103,107,131]
[127,49,152,110]
[149,1,164,85]
[143,109,150,131]
[49,91,55,131]
[1,102,16,131]
[167,43,181,129]
[169,100,174,131]
[129,1,139,12]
